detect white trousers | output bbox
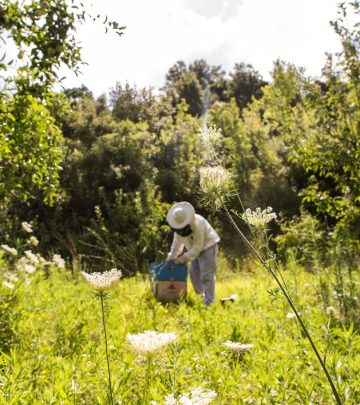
[189,244,218,305]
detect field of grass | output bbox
[0,258,359,404]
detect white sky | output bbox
[60,0,342,97]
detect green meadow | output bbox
[1,258,359,404]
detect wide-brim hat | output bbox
[166,202,195,229]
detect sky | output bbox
[60,0,343,97]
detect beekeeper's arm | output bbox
[176,225,204,263]
[167,233,184,261]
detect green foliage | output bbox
[110,83,158,124]
[169,70,205,116]
[155,101,204,202]
[228,63,267,112]
[0,0,124,92]
[0,93,63,204]
[62,88,116,147]
[275,211,326,265]
[0,0,124,207]
[0,286,18,353]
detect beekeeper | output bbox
[166,201,220,305]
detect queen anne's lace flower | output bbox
[241,207,277,228]
[223,341,254,352]
[1,244,18,256]
[127,330,176,355]
[199,166,233,210]
[21,222,33,233]
[81,268,122,291]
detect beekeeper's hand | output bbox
[165,255,174,262]
[175,255,187,264]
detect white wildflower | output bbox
[52,254,65,269]
[199,166,233,210]
[163,394,177,405]
[178,388,217,404]
[286,312,298,319]
[1,244,18,256]
[16,257,37,273]
[5,273,18,281]
[24,250,39,264]
[156,388,217,405]
[223,341,254,352]
[241,207,277,229]
[28,236,39,246]
[2,281,14,289]
[81,268,122,291]
[270,389,278,397]
[21,221,33,233]
[127,330,176,355]
[24,263,36,274]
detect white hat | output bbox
[166,202,195,229]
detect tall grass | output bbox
[0,263,359,403]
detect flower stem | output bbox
[144,355,153,403]
[101,295,114,405]
[222,204,342,405]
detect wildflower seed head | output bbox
[127,330,176,355]
[199,125,222,149]
[223,341,254,352]
[81,268,122,292]
[241,207,277,229]
[199,125,223,164]
[21,221,33,233]
[1,244,18,256]
[199,165,233,211]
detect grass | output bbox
[0,259,359,404]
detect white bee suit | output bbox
[167,214,220,305]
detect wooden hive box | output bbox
[149,261,187,302]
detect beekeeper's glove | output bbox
[175,255,187,264]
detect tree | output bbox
[0,92,64,204]
[154,100,203,202]
[228,63,267,112]
[0,0,124,204]
[165,60,187,87]
[163,60,227,116]
[61,90,116,148]
[109,82,158,124]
